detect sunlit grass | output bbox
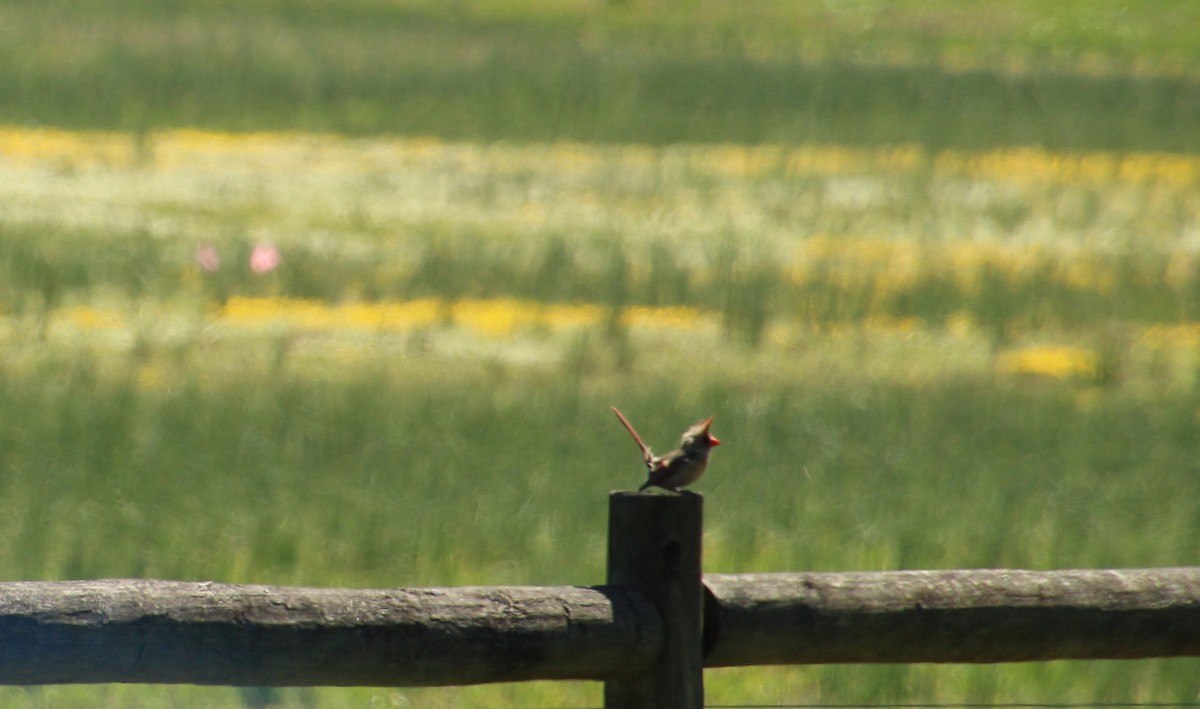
[1,330,1197,709]
[935,147,1200,187]
[16,295,1198,396]
[4,1,1199,150]
[4,126,1200,184]
[3,121,1200,707]
[3,127,1199,341]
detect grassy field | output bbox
[2,1,1200,707]
[3,1,1200,149]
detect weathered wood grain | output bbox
[0,579,661,686]
[604,491,705,709]
[3,565,1200,688]
[703,568,1200,666]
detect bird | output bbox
[611,407,721,492]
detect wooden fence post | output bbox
[604,491,704,709]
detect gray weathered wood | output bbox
[604,491,705,709]
[703,568,1200,666]
[0,579,661,686]
[4,567,1200,688]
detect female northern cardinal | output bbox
[611,407,721,491]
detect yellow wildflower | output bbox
[61,305,125,330]
[621,305,711,330]
[996,346,1097,379]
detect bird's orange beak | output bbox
[701,416,720,446]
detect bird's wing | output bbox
[611,406,654,468]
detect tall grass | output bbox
[3,129,1199,706]
[1,339,1198,707]
[2,1,1199,150]
[4,222,1199,347]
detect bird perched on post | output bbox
[611,407,721,492]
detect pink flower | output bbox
[249,243,280,274]
[196,243,221,272]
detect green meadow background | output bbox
[2,1,1200,707]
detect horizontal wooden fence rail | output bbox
[0,580,661,686]
[3,568,1197,687]
[704,567,1200,666]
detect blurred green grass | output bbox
[0,341,1198,707]
[2,0,1200,150]
[3,0,1200,706]
[4,222,1199,349]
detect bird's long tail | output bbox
[611,406,654,468]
